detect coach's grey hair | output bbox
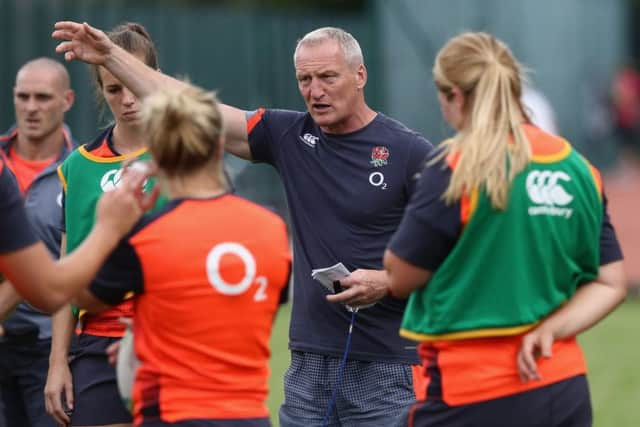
[294,27,364,69]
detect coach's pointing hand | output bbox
[53,21,113,65]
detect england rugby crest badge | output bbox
[370,146,389,167]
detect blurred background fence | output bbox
[5,0,636,286]
[0,0,629,160]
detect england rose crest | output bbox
[370,146,389,167]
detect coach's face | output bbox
[295,39,366,134]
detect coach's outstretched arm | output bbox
[52,21,251,160]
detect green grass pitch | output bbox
[267,300,640,426]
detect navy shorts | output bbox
[141,418,270,427]
[395,375,592,427]
[69,333,132,425]
[0,337,56,427]
[279,351,415,427]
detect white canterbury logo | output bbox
[526,170,573,218]
[299,133,318,148]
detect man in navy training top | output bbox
[0,58,74,427]
[52,23,434,426]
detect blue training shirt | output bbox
[248,109,432,363]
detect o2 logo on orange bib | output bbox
[206,242,268,301]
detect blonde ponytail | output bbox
[434,33,531,209]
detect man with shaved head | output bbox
[0,57,75,427]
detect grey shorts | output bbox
[279,351,415,427]
[141,419,270,427]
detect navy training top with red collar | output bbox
[0,158,38,254]
[247,108,433,363]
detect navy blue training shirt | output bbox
[248,109,432,363]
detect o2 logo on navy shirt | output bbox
[369,171,387,190]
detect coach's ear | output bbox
[355,64,367,91]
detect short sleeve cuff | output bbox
[388,212,454,271]
[89,281,129,306]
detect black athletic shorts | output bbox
[396,375,591,427]
[69,333,132,425]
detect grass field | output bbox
[580,299,640,427]
[267,300,640,426]
[267,304,292,426]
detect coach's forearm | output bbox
[104,44,190,99]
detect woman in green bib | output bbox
[45,23,161,427]
[384,32,626,427]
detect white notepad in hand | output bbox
[311,262,351,293]
[311,263,375,311]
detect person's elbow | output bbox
[599,260,628,305]
[387,281,414,300]
[73,289,110,314]
[25,289,70,314]
[384,249,431,299]
[26,285,96,315]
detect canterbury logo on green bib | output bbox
[526,170,573,219]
